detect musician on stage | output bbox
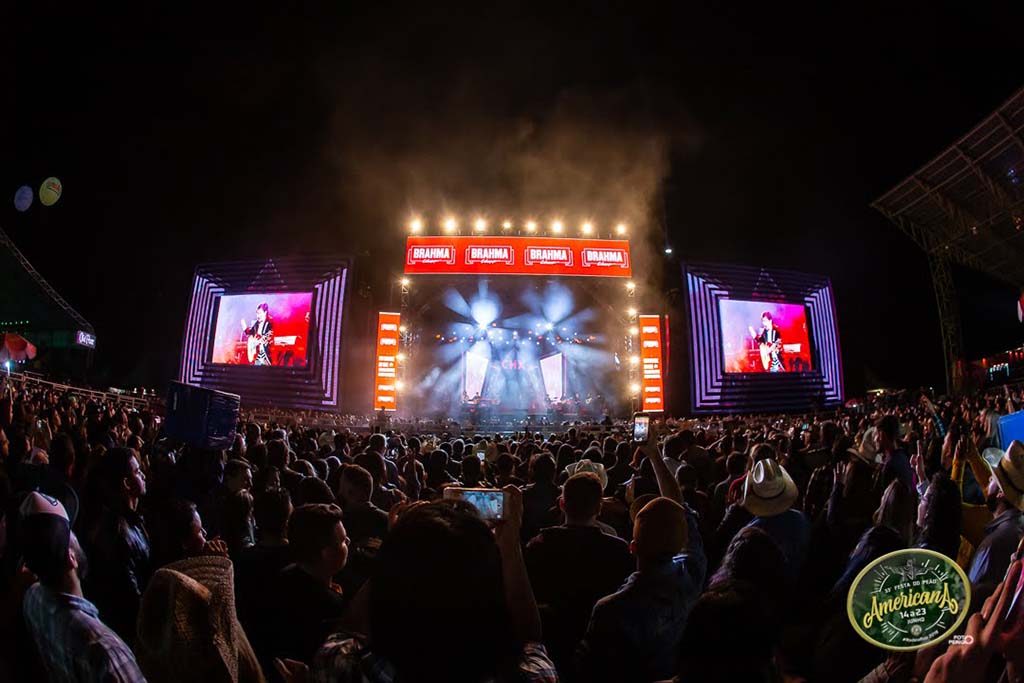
[748,311,783,372]
[241,302,274,366]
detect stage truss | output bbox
[872,86,1024,393]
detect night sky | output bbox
[6,4,1024,397]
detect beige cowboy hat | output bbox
[993,440,1024,511]
[565,458,609,490]
[847,426,881,465]
[136,555,265,683]
[742,459,798,517]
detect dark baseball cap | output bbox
[18,492,71,579]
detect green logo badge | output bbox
[847,548,971,651]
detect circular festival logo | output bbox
[847,548,971,651]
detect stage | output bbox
[387,271,642,422]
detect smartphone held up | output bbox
[443,487,507,521]
[633,412,650,444]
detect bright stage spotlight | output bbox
[396,352,406,362]
[627,307,637,317]
[629,326,639,336]
[399,325,407,333]
[581,221,594,235]
[625,280,636,291]
[616,223,627,236]
[502,220,512,230]
[395,380,404,391]
[400,277,411,287]
[443,217,458,233]
[629,382,641,395]
[545,322,554,331]
[551,220,564,234]
[664,245,674,255]
[525,220,538,233]
[630,355,640,365]
[474,218,487,232]
[408,217,423,233]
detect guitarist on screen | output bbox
[241,303,274,366]
[748,311,784,373]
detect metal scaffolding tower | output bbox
[872,87,1024,393]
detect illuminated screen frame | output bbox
[178,257,349,410]
[684,263,842,414]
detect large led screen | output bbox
[406,277,626,418]
[719,299,813,373]
[210,292,312,367]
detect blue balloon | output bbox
[13,185,33,212]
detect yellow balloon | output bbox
[39,177,62,206]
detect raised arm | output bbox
[496,485,542,642]
[639,428,682,504]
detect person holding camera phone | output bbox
[302,487,558,683]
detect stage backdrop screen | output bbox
[719,299,813,374]
[210,292,313,367]
[405,277,627,418]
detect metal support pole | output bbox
[927,252,964,395]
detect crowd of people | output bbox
[1,375,1023,683]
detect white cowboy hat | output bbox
[565,458,608,491]
[993,440,1024,511]
[742,459,798,517]
[847,427,880,465]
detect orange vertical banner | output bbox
[373,312,401,411]
[639,314,664,412]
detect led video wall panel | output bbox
[639,314,665,412]
[404,235,632,278]
[684,262,842,414]
[373,312,401,412]
[178,256,349,410]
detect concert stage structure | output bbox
[376,226,667,428]
[873,86,1024,393]
[174,228,846,419]
[178,256,351,410]
[682,262,843,414]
